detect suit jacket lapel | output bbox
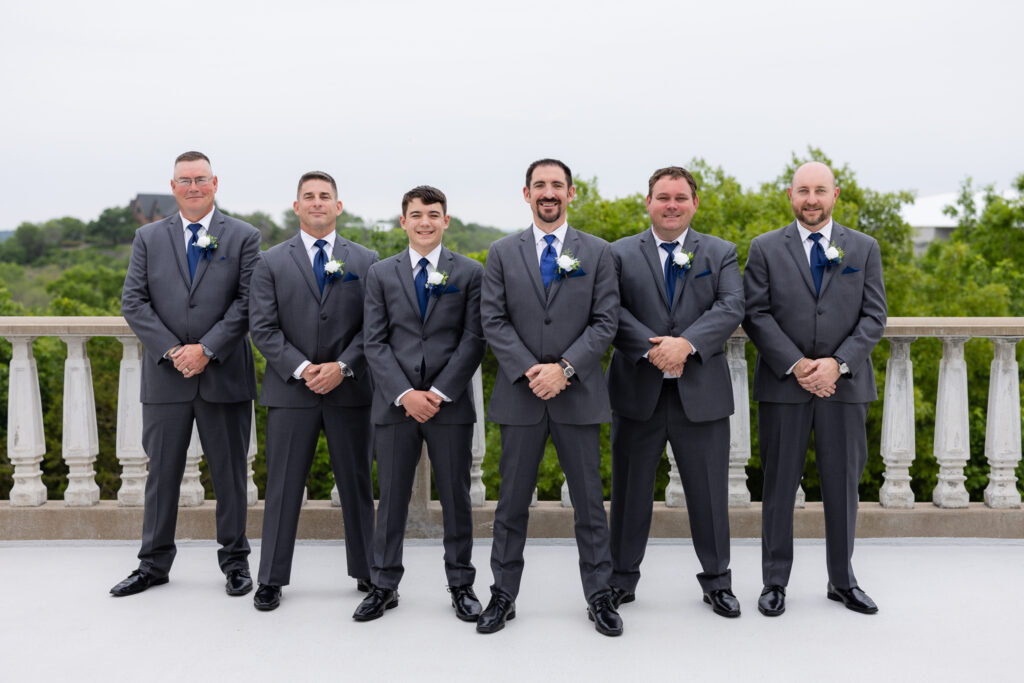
[165,215,191,288]
[817,223,843,298]
[516,227,547,308]
[639,228,670,309]
[784,222,818,297]
[673,228,700,312]
[189,210,223,293]
[395,249,421,320]
[545,227,579,308]
[288,233,322,301]
[321,237,348,304]
[423,247,456,323]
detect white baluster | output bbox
[932,336,970,508]
[60,335,100,506]
[470,366,486,506]
[665,444,686,507]
[179,422,205,506]
[880,337,917,508]
[560,478,572,507]
[983,337,1023,508]
[116,337,146,506]
[794,484,806,509]
[726,338,751,507]
[4,336,47,506]
[247,403,258,506]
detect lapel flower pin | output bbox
[324,259,344,281]
[556,252,581,278]
[426,269,450,296]
[824,241,844,267]
[672,249,695,275]
[195,233,218,258]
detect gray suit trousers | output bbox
[139,398,251,578]
[610,382,732,593]
[759,400,868,589]
[258,404,374,586]
[490,418,612,603]
[371,421,475,590]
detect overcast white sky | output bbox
[1,0,1020,231]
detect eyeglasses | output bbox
[174,176,212,187]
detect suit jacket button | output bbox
[817,308,825,315]
[321,314,328,320]
[544,318,552,325]
[414,365,420,373]
[189,303,197,309]
[422,334,428,340]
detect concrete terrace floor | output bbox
[2,538,1022,683]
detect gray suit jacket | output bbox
[481,226,619,426]
[121,208,260,404]
[742,221,887,404]
[363,247,486,425]
[607,227,744,423]
[249,233,378,408]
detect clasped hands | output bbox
[647,336,692,377]
[526,363,569,401]
[400,390,443,423]
[169,344,209,379]
[794,357,839,398]
[301,363,344,395]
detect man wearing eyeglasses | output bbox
[113,151,261,599]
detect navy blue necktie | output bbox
[661,241,679,307]
[186,224,202,281]
[313,239,328,294]
[415,257,430,320]
[809,233,826,295]
[540,234,558,289]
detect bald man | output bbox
[742,162,887,617]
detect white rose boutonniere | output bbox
[195,233,218,258]
[323,259,344,281]
[672,249,695,275]
[824,242,844,267]
[425,270,450,296]
[556,251,580,278]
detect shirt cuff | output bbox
[293,360,311,380]
[394,388,414,406]
[429,386,452,403]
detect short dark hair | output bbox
[402,185,448,216]
[525,158,573,188]
[647,166,698,199]
[297,171,338,198]
[175,151,211,166]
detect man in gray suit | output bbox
[353,186,486,622]
[743,161,887,616]
[248,171,377,611]
[478,159,622,637]
[113,151,260,598]
[607,166,744,617]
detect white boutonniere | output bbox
[323,259,344,281]
[672,249,695,275]
[425,270,449,296]
[824,242,844,267]
[195,233,218,258]
[555,251,580,278]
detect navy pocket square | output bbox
[342,272,359,282]
[842,266,860,274]
[566,268,586,279]
[694,269,712,279]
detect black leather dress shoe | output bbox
[225,569,253,596]
[703,589,741,618]
[449,585,483,622]
[587,593,623,637]
[758,585,786,616]
[253,584,281,611]
[110,569,168,597]
[610,586,635,609]
[827,583,878,614]
[356,578,372,593]
[476,591,516,634]
[352,587,399,621]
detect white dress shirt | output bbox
[180,210,213,250]
[532,222,568,262]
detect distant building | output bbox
[130,194,178,225]
[902,191,1018,255]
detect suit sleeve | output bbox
[362,262,413,403]
[199,226,260,362]
[481,243,540,383]
[562,242,620,374]
[249,254,308,383]
[834,238,887,375]
[742,238,805,378]
[681,243,744,362]
[432,265,486,401]
[121,230,180,365]
[337,249,379,378]
[611,246,659,364]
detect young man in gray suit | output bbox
[743,161,887,616]
[353,186,486,622]
[248,171,378,611]
[607,166,744,617]
[478,159,622,637]
[114,151,260,598]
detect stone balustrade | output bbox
[2,317,1022,525]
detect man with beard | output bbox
[477,159,622,636]
[742,161,887,616]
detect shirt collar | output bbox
[651,226,688,249]
[409,243,444,270]
[180,209,214,232]
[299,229,337,253]
[532,222,568,246]
[796,219,833,244]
